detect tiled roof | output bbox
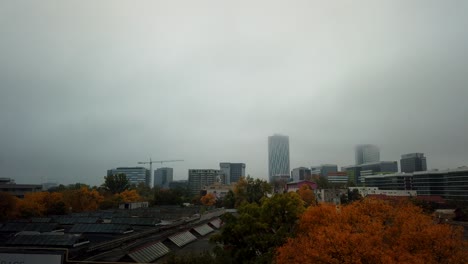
[128,241,170,263]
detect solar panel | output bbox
[69,224,133,234]
[53,217,100,224]
[193,224,214,236]
[168,231,197,247]
[111,217,160,226]
[128,241,170,263]
[6,233,88,247]
[31,217,52,223]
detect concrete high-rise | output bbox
[268,134,290,183]
[219,163,246,184]
[291,167,312,181]
[355,144,380,165]
[400,153,427,173]
[188,169,220,195]
[154,167,173,189]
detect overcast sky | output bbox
[1,1,468,186]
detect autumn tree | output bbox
[15,192,66,218]
[103,173,130,194]
[200,193,216,206]
[0,192,18,220]
[276,198,468,264]
[297,184,316,207]
[114,189,141,203]
[62,187,104,212]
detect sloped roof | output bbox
[6,233,89,247]
[192,224,214,236]
[209,218,222,229]
[128,241,170,263]
[69,223,133,234]
[168,231,197,247]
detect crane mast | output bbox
[137,158,184,187]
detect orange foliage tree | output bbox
[276,198,468,264]
[114,189,141,203]
[0,192,18,220]
[62,187,104,212]
[297,184,316,207]
[16,192,66,218]
[200,193,216,206]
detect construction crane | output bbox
[137,158,184,186]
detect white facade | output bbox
[349,187,417,197]
[268,134,290,183]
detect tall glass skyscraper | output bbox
[268,134,290,183]
[355,144,380,165]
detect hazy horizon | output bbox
[1,1,468,186]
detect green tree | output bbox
[212,192,305,263]
[233,176,272,207]
[223,190,236,208]
[102,173,129,194]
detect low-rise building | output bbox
[286,180,318,192]
[0,178,42,198]
[202,182,234,199]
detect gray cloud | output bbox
[1,1,468,185]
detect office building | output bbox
[343,161,398,184]
[310,164,338,176]
[362,173,413,190]
[400,153,427,173]
[327,172,349,184]
[219,163,246,184]
[188,169,220,195]
[268,134,290,183]
[154,167,173,189]
[291,167,312,181]
[107,167,150,186]
[0,178,42,198]
[355,144,380,165]
[363,167,468,202]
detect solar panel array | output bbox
[53,217,100,225]
[6,233,87,247]
[168,231,197,247]
[31,217,52,223]
[0,223,60,233]
[193,224,214,236]
[128,241,170,263]
[111,217,160,226]
[69,224,133,234]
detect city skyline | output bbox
[1,1,468,186]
